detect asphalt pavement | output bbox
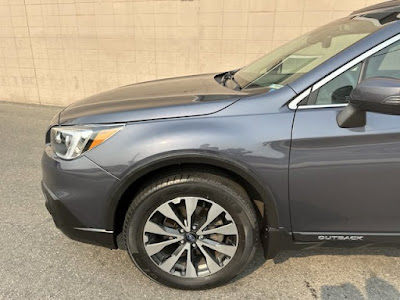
[1,101,400,299]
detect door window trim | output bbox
[288,33,400,110]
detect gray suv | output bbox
[42,1,400,289]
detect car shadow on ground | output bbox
[273,247,400,264]
[232,246,400,299]
[321,276,400,299]
[233,246,400,283]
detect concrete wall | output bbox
[0,0,388,106]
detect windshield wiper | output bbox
[222,71,241,90]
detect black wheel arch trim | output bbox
[104,150,281,257]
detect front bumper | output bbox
[41,145,119,249]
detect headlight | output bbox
[50,125,124,160]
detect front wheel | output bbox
[123,172,259,290]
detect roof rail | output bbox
[351,0,400,15]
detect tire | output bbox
[123,172,259,290]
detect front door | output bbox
[289,40,400,236]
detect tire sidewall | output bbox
[125,180,257,290]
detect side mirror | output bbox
[337,77,400,128]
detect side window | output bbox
[313,63,362,105]
[365,40,400,80]
[302,39,400,107]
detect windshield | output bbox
[235,16,387,90]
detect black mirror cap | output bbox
[337,104,366,128]
[350,77,400,115]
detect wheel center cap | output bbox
[184,232,197,243]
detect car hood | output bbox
[59,73,250,125]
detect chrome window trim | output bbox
[288,33,400,110]
[288,88,311,109]
[297,103,347,110]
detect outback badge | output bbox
[318,236,364,241]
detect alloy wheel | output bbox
[143,197,239,278]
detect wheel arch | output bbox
[106,151,281,257]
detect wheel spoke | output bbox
[185,248,197,277]
[184,198,198,230]
[159,244,187,273]
[200,223,238,236]
[197,239,237,257]
[144,221,181,238]
[145,237,183,256]
[157,202,188,231]
[198,244,222,274]
[197,203,225,233]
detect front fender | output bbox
[101,150,282,258]
[104,150,280,228]
[85,113,294,258]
